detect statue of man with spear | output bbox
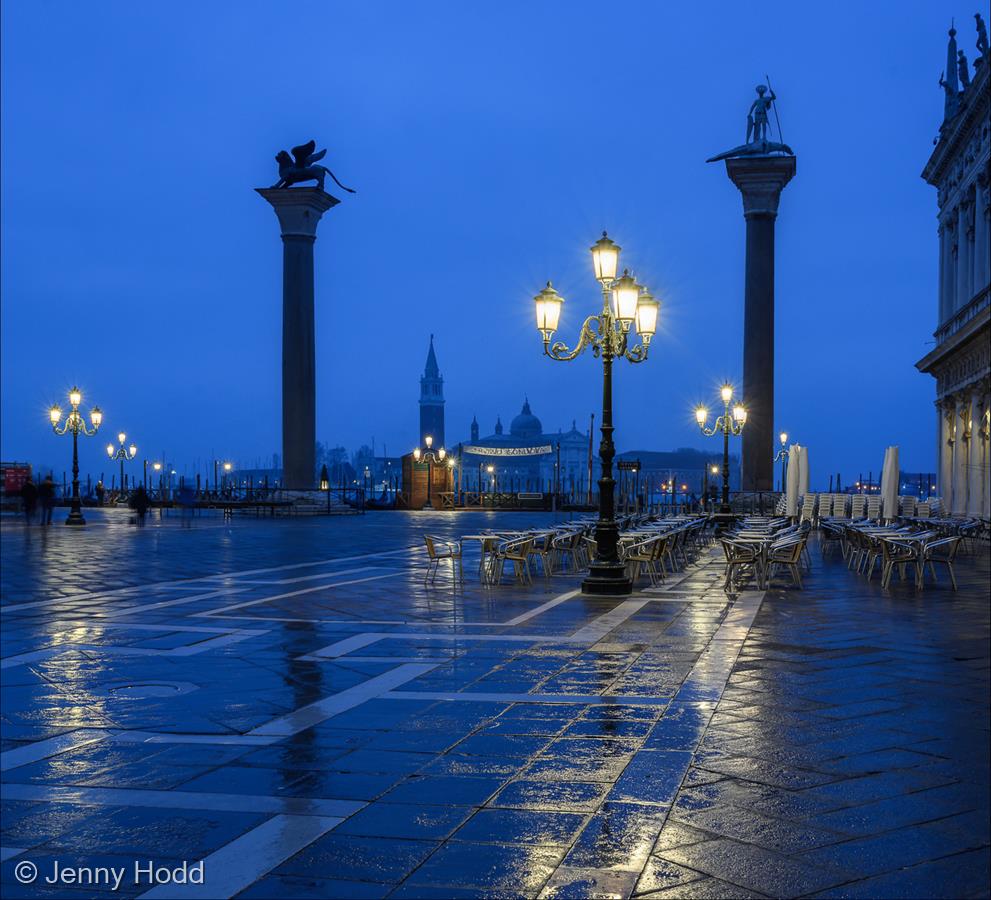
[746,78,780,144]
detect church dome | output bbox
[510,399,543,438]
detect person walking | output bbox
[20,475,38,525]
[39,475,57,525]
[131,484,151,526]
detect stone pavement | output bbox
[1,511,988,898]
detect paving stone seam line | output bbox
[136,813,345,900]
[192,570,406,618]
[247,662,441,737]
[0,728,114,771]
[0,782,366,818]
[0,628,268,670]
[0,546,424,613]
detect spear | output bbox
[766,74,783,144]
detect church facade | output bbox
[916,20,990,518]
[458,401,595,496]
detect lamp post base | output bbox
[65,508,86,526]
[582,561,633,596]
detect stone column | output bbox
[725,155,796,492]
[938,400,954,508]
[966,390,983,517]
[983,390,991,519]
[947,216,959,318]
[954,397,969,515]
[956,202,970,310]
[937,223,949,325]
[256,188,339,488]
[973,182,987,293]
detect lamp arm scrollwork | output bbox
[623,341,649,364]
[546,315,603,361]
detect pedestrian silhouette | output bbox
[130,484,151,526]
[39,475,57,525]
[20,475,38,525]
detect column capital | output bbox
[256,187,339,238]
[725,155,797,217]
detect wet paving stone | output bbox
[1,514,988,897]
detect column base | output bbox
[65,511,86,527]
[582,561,633,596]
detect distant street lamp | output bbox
[49,386,103,526]
[535,232,659,596]
[446,456,460,506]
[107,432,137,495]
[696,384,747,514]
[413,435,446,509]
[773,431,790,492]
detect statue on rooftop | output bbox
[707,81,793,163]
[958,50,971,87]
[272,140,356,193]
[976,13,989,57]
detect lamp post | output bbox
[695,384,747,515]
[107,432,137,496]
[49,386,103,526]
[447,456,459,507]
[702,462,720,511]
[412,435,446,510]
[535,232,660,596]
[773,431,789,492]
[223,461,233,496]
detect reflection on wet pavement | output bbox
[1,511,988,898]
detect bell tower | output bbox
[419,335,445,447]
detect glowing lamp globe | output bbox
[590,232,620,283]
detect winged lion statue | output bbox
[272,140,356,193]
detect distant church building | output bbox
[419,335,445,448]
[916,20,990,517]
[461,400,594,495]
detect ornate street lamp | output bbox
[412,435,446,509]
[695,384,747,514]
[49,386,102,526]
[773,431,789,492]
[107,432,137,495]
[535,232,659,595]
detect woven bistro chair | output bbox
[528,531,556,578]
[423,535,464,585]
[491,537,535,585]
[721,538,762,592]
[552,531,584,573]
[625,535,663,587]
[922,536,961,590]
[767,536,805,588]
[880,537,919,589]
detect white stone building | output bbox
[916,20,991,518]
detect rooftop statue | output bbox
[958,50,972,88]
[707,80,794,163]
[272,140,356,193]
[977,13,989,57]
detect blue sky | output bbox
[1,1,964,484]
